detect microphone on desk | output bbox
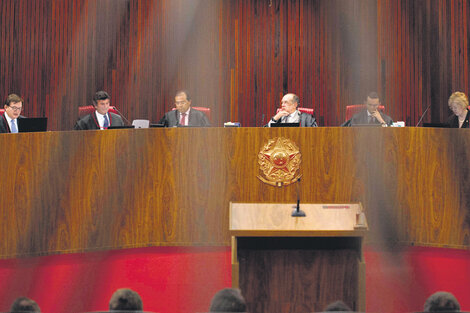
[111,106,132,125]
[416,103,432,127]
[291,177,306,217]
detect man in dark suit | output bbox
[349,92,393,126]
[158,90,210,127]
[267,93,317,127]
[1,94,25,133]
[74,91,124,130]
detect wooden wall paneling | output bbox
[2,0,470,125]
[414,1,420,126]
[378,0,470,125]
[466,0,470,90]
[0,0,469,130]
[238,238,360,313]
[404,0,410,123]
[2,128,470,258]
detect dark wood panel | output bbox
[377,0,470,126]
[238,237,360,313]
[1,0,469,129]
[1,128,470,258]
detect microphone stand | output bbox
[291,177,306,217]
[416,103,432,127]
[111,106,132,125]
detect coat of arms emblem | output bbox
[257,137,302,187]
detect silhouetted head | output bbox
[10,297,40,312]
[209,288,247,312]
[424,291,460,312]
[109,288,143,311]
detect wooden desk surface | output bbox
[230,203,367,237]
[0,127,469,258]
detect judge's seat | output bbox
[78,105,119,116]
[276,107,315,115]
[345,104,385,121]
[172,106,211,121]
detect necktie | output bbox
[368,115,375,124]
[180,113,187,126]
[103,114,109,129]
[10,119,18,133]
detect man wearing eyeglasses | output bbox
[1,94,25,133]
[158,90,210,127]
[74,91,124,130]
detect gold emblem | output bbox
[257,137,302,187]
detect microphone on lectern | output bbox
[291,177,306,217]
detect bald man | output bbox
[267,93,317,127]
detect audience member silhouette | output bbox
[109,288,143,312]
[9,297,40,312]
[209,288,247,312]
[424,291,461,312]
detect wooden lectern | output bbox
[230,203,368,313]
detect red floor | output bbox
[0,245,469,313]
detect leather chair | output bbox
[276,107,315,115]
[78,105,119,116]
[298,107,314,115]
[172,106,211,121]
[345,104,385,121]
[0,109,4,115]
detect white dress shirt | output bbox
[4,113,18,133]
[95,111,110,130]
[179,108,191,126]
[268,110,301,127]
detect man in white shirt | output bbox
[74,91,124,130]
[1,94,24,133]
[267,93,317,127]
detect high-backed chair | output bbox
[172,106,211,121]
[345,104,385,121]
[78,105,119,116]
[0,109,4,115]
[298,107,314,115]
[276,107,314,115]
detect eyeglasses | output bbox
[8,106,22,112]
[175,101,188,105]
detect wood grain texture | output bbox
[1,0,468,128]
[237,237,360,313]
[0,128,470,258]
[230,203,367,237]
[377,0,470,125]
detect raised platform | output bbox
[1,127,469,258]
